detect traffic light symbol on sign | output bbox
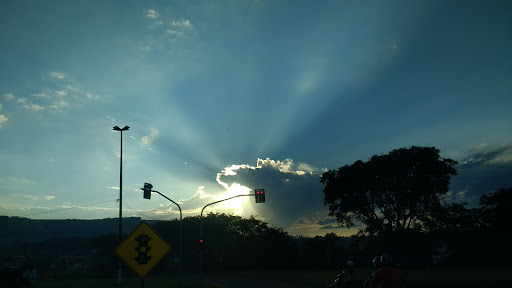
[255,189,265,203]
[135,234,152,265]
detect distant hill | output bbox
[0,216,158,245]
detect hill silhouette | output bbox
[0,216,152,245]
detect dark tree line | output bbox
[152,213,298,272]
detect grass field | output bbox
[36,267,510,288]
[38,276,209,288]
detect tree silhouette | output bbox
[321,146,458,236]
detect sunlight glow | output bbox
[215,183,251,215]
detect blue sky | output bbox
[1,0,511,237]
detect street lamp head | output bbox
[113,126,130,131]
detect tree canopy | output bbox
[321,146,458,235]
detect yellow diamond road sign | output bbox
[114,221,171,278]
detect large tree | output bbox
[321,146,458,235]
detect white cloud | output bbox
[257,158,311,174]
[43,196,56,200]
[17,98,45,111]
[141,129,159,148]
[49,100,70,110]
[33,92,50,99]
[171,20,193,28]
[166,29,184,37]
[0,114,7,128]
[49,72,65,79]
[26,104,45,111]
[16,98,28,105]
[145,9,160,19]
[85,93,99,99]
[4,93,15,101]
[55,90,67,97]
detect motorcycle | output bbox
[328,270,363,288]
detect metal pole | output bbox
[118,130,123,285]
[200,214,203,275]
[119,130,123,238]
[113,125,129,284]
[200,194,254,275]
[153,191,183,273]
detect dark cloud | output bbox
[218,158,328,229]
[320,225,344,230]
[316,218,337,225]
[449,145,512,206]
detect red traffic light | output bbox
[255,189,265,203]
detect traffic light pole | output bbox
[199,194,255,276]
[151,190,183,273]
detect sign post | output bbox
[114,221,171,282]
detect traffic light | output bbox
[255,189,265,203]
[141,182,153,199]
[134,234,152,264]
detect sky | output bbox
[0,0,511,237]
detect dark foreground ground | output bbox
[8,266,511,288]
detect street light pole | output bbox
[113,125,129,284]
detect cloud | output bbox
[145,9,160,19]
[4,93,15,101]
[0,101,6,127]
[141,10,195,52]
[43,196,56,200]
[49,72,65,79]
[140,129,159,148]
[450,145,512,206]
[55,90,68,97]
[17,98,45,111]
[216,158,327,228]
[153,186,220,217]
[171,20,193,28]
[33,93,50,99]
[49,100,71,110]
[7,71,100,116]
[166,29,184,37]
[460,145,512,166]
[316,218,338,226]
[0,114,7,128]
